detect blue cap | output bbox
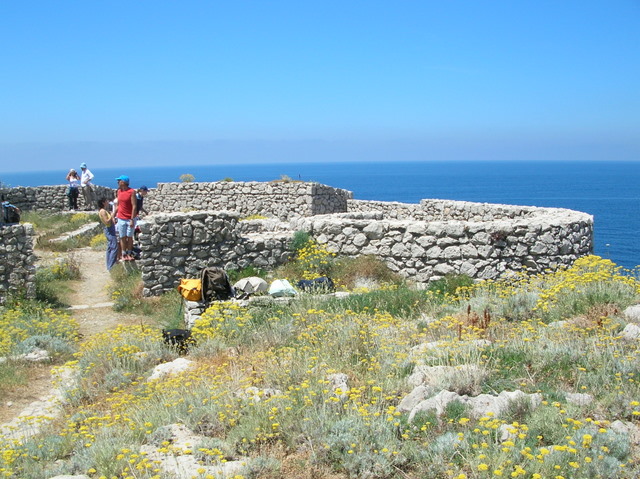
[115,175,130,183]
[139,185,149,191]
[80,162,87,168]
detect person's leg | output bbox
[125,223,135,257]
[105,226,118,270]
[81,187,89,210]
[86,185,95,210]
[72,189,79,210]
[116,219,131,260]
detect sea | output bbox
[2,160,639,271]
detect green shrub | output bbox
[290,230,311,253]
[227,265,268,284]
[332,255,402,290]
[427,274,475,300]
[179,173,195,182]
[34,256,81,306]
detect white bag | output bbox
[268,279,297,297]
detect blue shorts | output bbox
[116,217,134,237]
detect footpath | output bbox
[0,247,145,434]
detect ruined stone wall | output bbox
[347,199,542,221]
[137,211,292,296]
[0,185,115,212]
[144,181,351,220]
[0,224,36,302]
[292,204,593,283]
[137,197,593,295]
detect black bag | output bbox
[2,204,20,224]
[200,267,234,303]
[296,276,335,293]
[162,328,195,355]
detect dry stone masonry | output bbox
[0,224,36,302]
[292,203,593,283]
[137,212,292,296]
[0,181,594,298]
[145,181,350,220]
[137,181,593,296]
[0,185,114,212]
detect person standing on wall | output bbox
[114,175,137,261]
[80,162,95,210]
[65,168,81,210]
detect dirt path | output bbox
[67,248,144,338]
[0,247,147,424]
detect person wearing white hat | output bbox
[80,162,95,210]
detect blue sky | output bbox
[0,1,638,172]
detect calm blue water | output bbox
[3,160,639,270]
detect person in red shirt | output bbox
[114,175,138,261]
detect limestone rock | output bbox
[408,389,542,423]
[565,392,593,406]
[149,358,193,381]
[621,323,640,341]
[623,304,640,322]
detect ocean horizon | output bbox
[2,160,639,271]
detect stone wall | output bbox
[137,211,292,296]
[138,196,593,295]
[348,199,543,221]
[0,182,594,297]
[144,181,351,220]
[0,185,115,212]
[292,203,593,283]
[0,224,36,302]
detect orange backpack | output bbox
[177,278,202,301]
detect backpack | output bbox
[268,279,297,297]
[162,328,195,355]
[296,276,335,293]
[200,267,234,303]
[177,278,202,301]
[2,203,20,224]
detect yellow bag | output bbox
[177,278,202,301]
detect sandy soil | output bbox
[0,247,147,424]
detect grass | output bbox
[22,211,100,252]
[2,255,640,478]
[109,264,185,328]
[34,254,82,307]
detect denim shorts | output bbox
[116,217,134,237]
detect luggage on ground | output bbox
[296,276,335,293]
[200,267,234,303]
[177,278,202,301]
[268,279,297,297]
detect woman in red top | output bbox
[114,175,137,261]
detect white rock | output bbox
[328,373,349,398]
[407,364,487,389]
[408,389,542,423]
[148,358,193,381]
[621,323,640,340]
[15,348,50,362]
[623,304,640,322]
[609,420,640,445]
[565,392,593,406]
[398,385,434,413]
[498,424,518,443]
